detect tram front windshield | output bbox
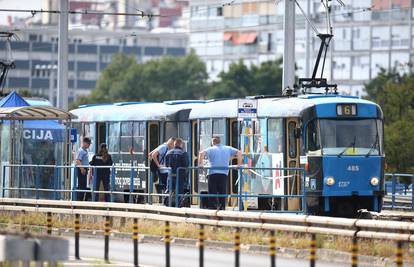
[310,119,383,156]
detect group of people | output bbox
[76,137,113,202]
[75,135,242,210]
[151,136,242,209]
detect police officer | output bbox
[165,138,189,207]
[198,136,242,210]
[76,137,91,201]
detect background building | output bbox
[189,0,413,96]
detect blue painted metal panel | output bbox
[144,46,163,56]
[77,62,97,71]
[32,78,49,88]
[166,47,185,56]
[77,80,96,89]
[77,44,97,54]
[14,60,30,69]
[7,78,29,88]
[100,45,119,53]
[32,42,52,52]
[12,41,30,50]
[123,46,141,55]
[322,156,382,196]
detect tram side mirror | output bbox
[294,127,302,139]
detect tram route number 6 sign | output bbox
[238,99,258,119]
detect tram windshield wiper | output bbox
[338,136,356,158]
[365,134,379,157]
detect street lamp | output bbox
[34,64,57,106]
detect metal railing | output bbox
[1,163,306,213]
[0,198,411,267]
[383,173,414,210]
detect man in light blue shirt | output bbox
[199,136,242,210]
[76,137,91,201]
[150,137,176,196]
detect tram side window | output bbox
[253,119,267,153]
[132,122,145,164]
[212,119,226,144]
[108,122,120,162]
[307,120,320,152]
[165,122,178,140]
[288,122,297,158]
[83,123,96,153]
[199,119,212,151]
[178,122,190,151]
[267,119,283,153]
[121,122,134,163]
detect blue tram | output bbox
[69,94,384,216]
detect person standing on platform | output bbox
[150,137,176,196]
[76,137,91,201]
[165,138,189,207]
[198,136,242,210]
[89,143,113,202]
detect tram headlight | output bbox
[325,176,335,186]
[370,177,379,186]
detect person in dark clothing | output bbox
[89,143,113,202]
[165,138,189,207]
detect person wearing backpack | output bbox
[150,137,176,198]
[165,138,189,207]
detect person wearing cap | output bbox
[76,137,91,201]
[90,143,113,202]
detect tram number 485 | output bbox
[338,181,350,187]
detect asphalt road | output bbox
[68,237,349,267]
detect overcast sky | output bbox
[0,0,41,25]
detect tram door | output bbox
[191,120,199,204]
[96,123,107,151]
[228,119,239,206]
[286,118,301,211]
[147,122,160,197]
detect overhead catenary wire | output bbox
[0,8,164,18]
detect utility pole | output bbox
[305,0,311,77]
[283,0,296,90]
[57,0,68,110]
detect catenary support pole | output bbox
[57,0,68,110]
[283,0,295,91]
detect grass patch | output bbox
[0,211,412,261]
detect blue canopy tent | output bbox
[0,91,67,199]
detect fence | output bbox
[1,163,306,213]
[0,198,411,267]
[383,173,414,210]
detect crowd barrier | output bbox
[0,198,410,267]
[0,164,306,213]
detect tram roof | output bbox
[0,106,76,120]
[71,102,206,122]
[189,95,379,119]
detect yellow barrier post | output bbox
[395,241,403,267]
[198,224,204,267]
[74,214,80,260]
[132,218,139,267]
[165,221,171,267]
[47,212,52,235]
[309,233,316,267]
[104,216,111,263]
[20,210,26,232]
[269,230,276,267]
[351,236,358,267]
[234,227,240,267]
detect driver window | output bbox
[307,120,320,152]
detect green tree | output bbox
[364,70,414,173]
[85,51,208,104]
[208,59,283,99]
